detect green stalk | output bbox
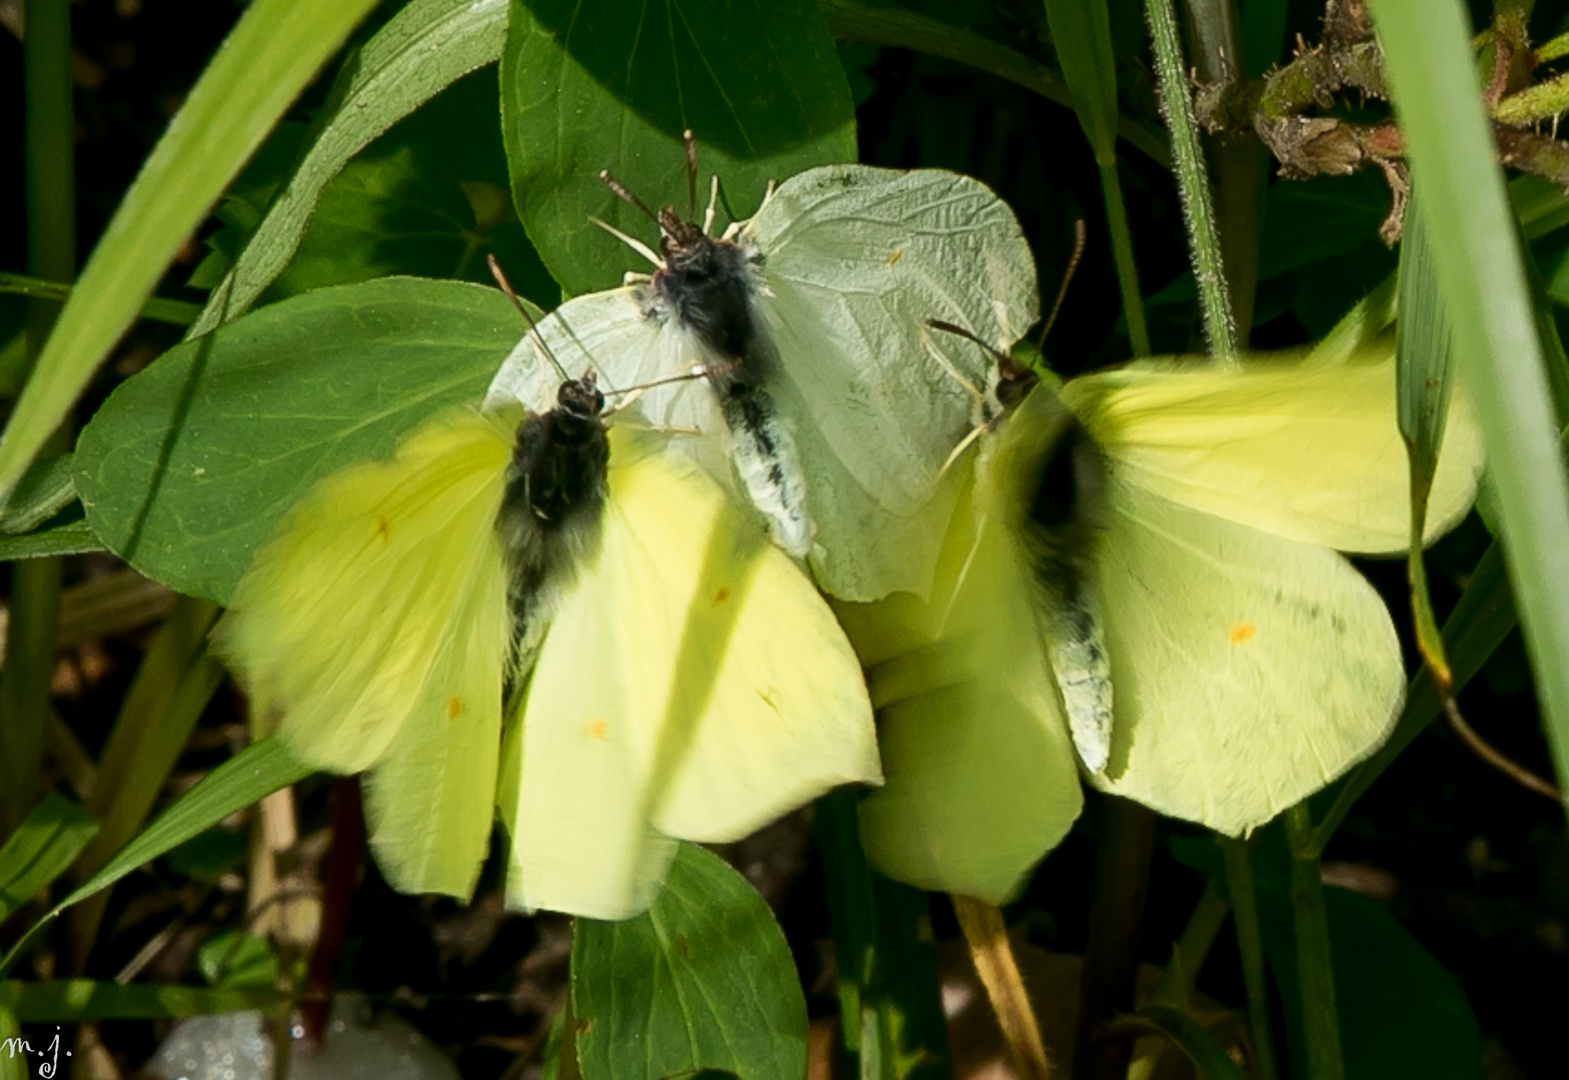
[1219,836,1280,1080]
[1042,0,1151,356]
[1072,797,1155,1080]
[1283,803,1343,1080]
[1144,0,1236,360]
[2,0,76,840]
[1183,0,1266,343]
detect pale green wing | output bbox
[1090,476,1405,834]
[501,429,879,920]
[748,165,1039,599]
[214,409,516,774]
[1061,348,1483,554]
[748,165,1038,512]
[362,540,508,899]
[840,460,1082,905]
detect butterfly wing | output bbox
[1062,347,1484,553]
[840,461,1083,905]
[746,165,1039,599]
[1089,475,1405,833]
[500,428,879,919]
[214,409,514,898]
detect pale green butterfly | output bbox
[839,335,1484,904]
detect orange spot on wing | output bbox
[1229,622,1257,645]
[712,586,731,606]
[447,696,464,719]
[887,249,904,267]
[582,718,610,740]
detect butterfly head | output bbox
[557,371,607,422]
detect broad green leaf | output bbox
[0,738,311,980]
[0,793,98,925]
[502,0,856,294]
[0,0,383,508]
[0,521,101,562]
[193,0,511,335]
[1370,0,1569,803]
[75,278,521,604]
[0,980,289,1022]
[571,844,808,1080]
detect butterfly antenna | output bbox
[589,216,664,268]
[599,168,660,224]
[1038,219,1087,352]
[704,174,720,236]
[937,422,987,480]
[683,129,700,223]
[602,364,709,415]
[489,254,572,384]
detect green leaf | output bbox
[0,793,98,926]
[0,272,199,326]
[74,278,522,604]
[0,454,75,536]
[1257,853,1482,1079]
[1397,186,1457,676]
[1370,0,1569,805]
[0,0,384,508]
[193,0,511,335]
[1105,1005,1248,1080]
[571,844,808,1080]
[502,0,856,294]
[0,979,290,1022]
[196,930,281,989]
[0,738,311,980]
[0,521,102,562]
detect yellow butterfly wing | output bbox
[840,459,1083,905]
[500,428,880,919]
[214,408,515,898]
[1089,474,1405,833]
[1062,347,1483,553]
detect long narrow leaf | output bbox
[0,738,311,980]
[0,0,382,508]
[1370,0,1569,808]
[193,0,509,335]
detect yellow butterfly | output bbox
[839,339,1483,904]
[215,364,879,918]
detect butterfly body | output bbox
[499,375,612,664]
[979,362,1115,774]
[640,208,813,558]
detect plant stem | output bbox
[1283,803,1344,1080]
[2,0,76,841]
[1144,0,1237,361]
[1072,797,1156,1080]
[1220,836,1280,1080]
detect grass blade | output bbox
[0,0,382,508]
[1370,0,1569,811]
